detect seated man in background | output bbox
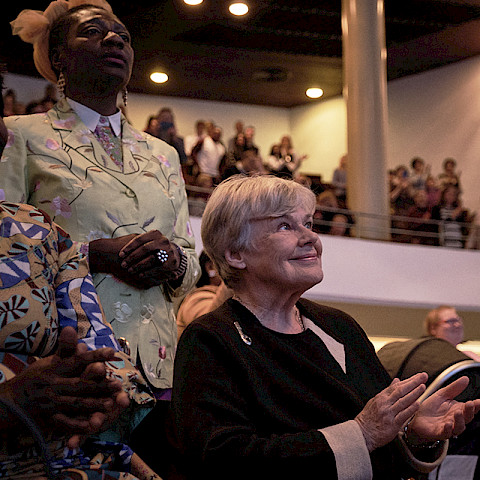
[425,306,480,361]
[378,306,480,480]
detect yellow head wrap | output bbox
[10,0,113,83]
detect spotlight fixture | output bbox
[184,0,203,5]
[229,3,249,16]
[306,88,324,99]
[150,72,169,84]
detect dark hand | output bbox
[355,373,427,452]
[118,230,181,287]
[8,327,129,436]
[89,234,158,289]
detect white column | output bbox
[342,0,390,240]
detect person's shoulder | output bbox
[298,298,366,339]
[0,201,49,223]
[4,112,49,130]
[181,299,239,341]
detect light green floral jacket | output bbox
[0,99,199,389]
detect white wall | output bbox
[290,96,347,181]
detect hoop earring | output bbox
[57,72,65,99]
[122,87,128,107]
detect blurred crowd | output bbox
[4,86,478,247]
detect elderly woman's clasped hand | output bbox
[355,372,480,452]
[3,326,129,447]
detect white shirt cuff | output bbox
[320,420,373,480]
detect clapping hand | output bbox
[406,376,480,446]
[355,373,427,452]
[6,327,129,443]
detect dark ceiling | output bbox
[3,0,480,107]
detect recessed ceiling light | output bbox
[306,88,324,99]
[184,0,203,5]
[150,72,169,84]
[229,3,249,16]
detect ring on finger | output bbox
[156,249,169,264]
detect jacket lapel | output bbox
[48,100,150,176]
[119,117,150,174]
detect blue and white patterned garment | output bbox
[0,202,153,478]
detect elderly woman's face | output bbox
[238,204,323,293]
[59,8,133,88]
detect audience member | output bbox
[143,115,159,136]
[329,213,352,236]
[1,3,200,474]
[377,306,480,480]
[424,306,475,353]
[244,124,259,154]
[313,190,353,236]
[264,135,306,179]
[404,190,436,245]
[293,173,313,190]
[184,119,206,158]
[224,131,246,170]
[227,119,244,152]
[176,251,233,339]
[263,143,281,172]
[331,154,347,206]
[2,88,24,116]
[166,175,479,480]
[192,124,226,183]
[438,157,461,190]
[39,82,58,110]
[431,185,470,248]
[425,175,441,211]
[409,156,430,192]
[221,149,266,180]
[156,107,187,164]
[390,165,414,215]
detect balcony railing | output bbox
[185,185,479,250]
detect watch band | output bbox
[174,244,188,279]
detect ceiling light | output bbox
[150,72,169,84]
[306,88,324,99]
[184,0,203,5]
[229,3,249,16]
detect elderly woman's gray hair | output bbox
[201,174,316,287]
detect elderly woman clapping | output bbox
[167,175,480,480]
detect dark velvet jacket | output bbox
[168,298,409,479]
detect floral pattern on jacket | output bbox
[0,100,199,389]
